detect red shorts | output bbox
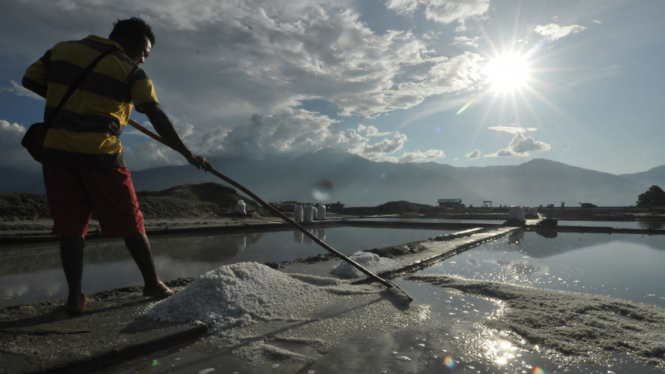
[43,164,145,238]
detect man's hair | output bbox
[109,17,155,46]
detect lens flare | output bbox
[456,99,475,116]
[443,355,455,368]
[533,367,546,374]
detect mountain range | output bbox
[2,150,663,207]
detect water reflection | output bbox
[637,220,664,230]
[419,232,665,307]
[509,230,524,245]
[1,226,451,308]
[534,229,557,239]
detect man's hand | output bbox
[186,153,211,171]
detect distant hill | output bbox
[130,150,486,207]
[415,159,647,207]
[0,167,43,193]
[2,154,663,207]
[620,166,665,190]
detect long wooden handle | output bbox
[127,119,410,297]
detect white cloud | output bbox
[2,81,44,100]
[357,124,392,137]
[485,133,551,157]
[0,119,38,170]
[123,141,187,171]
[466,149,481,159]
[387,0,490,26]
[362,132,408,161]
[451,35,481,47]
[534,23,586,40]
[2,0,488,169]
[488,126,537,134]
[383,149,445,163]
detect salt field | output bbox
[2,226,665,373]
[91,229,665,374]
[0,226,452,308]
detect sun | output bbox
[483,53,531,93]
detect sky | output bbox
[1,0,664,174]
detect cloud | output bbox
[171,107,413,165]
[2,0,487,169]
[451,35,481,47]
[466,149,481,159]
[383,149,445,163]
[123,141,188,171]
[357,124,392,137]
[534,23,586,40]
[386,0,490,26]
[362,132,408,161]
[1,81,44,100]
[0,119,38,170]
[485,133,551,157]
[488,126,537,134]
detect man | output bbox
[22,17,210,313]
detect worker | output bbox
[22,17,210,313]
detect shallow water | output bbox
[350,217,665,229]
[0,226,452,308]
[417,231,665,308]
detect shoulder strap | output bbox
[45,46,118,126]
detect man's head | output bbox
[109,17,155,64]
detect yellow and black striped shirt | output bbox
[23,35,158,169]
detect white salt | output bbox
[330,251,401,278]
[143,262,363,329]
[409,274,665,366]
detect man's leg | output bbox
[124,233,174,298]
[60,234,89,313]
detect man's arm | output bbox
[22,77,47,98]
[142,102,210,169]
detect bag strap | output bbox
[45,45,118,126]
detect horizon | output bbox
[2,152,662,177]
[1,1,664,175]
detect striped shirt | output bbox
[23,35,158,169]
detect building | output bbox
[437,198,462,208]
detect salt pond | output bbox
[416,231,665,307]
[0,226,452,308]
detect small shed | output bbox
[437,198,462,208]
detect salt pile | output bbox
[330,251,401,278]
[143,262,366,329]
[408,274,665,366]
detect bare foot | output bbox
[65,292,89,314]
[143,281,175,299]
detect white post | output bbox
[234,200,246,214]
[303,205,314,222]
[294,205,304,222]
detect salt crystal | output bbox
[396,356,411,361]
[330,252,400,278]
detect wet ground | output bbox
[2,225,665,373]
